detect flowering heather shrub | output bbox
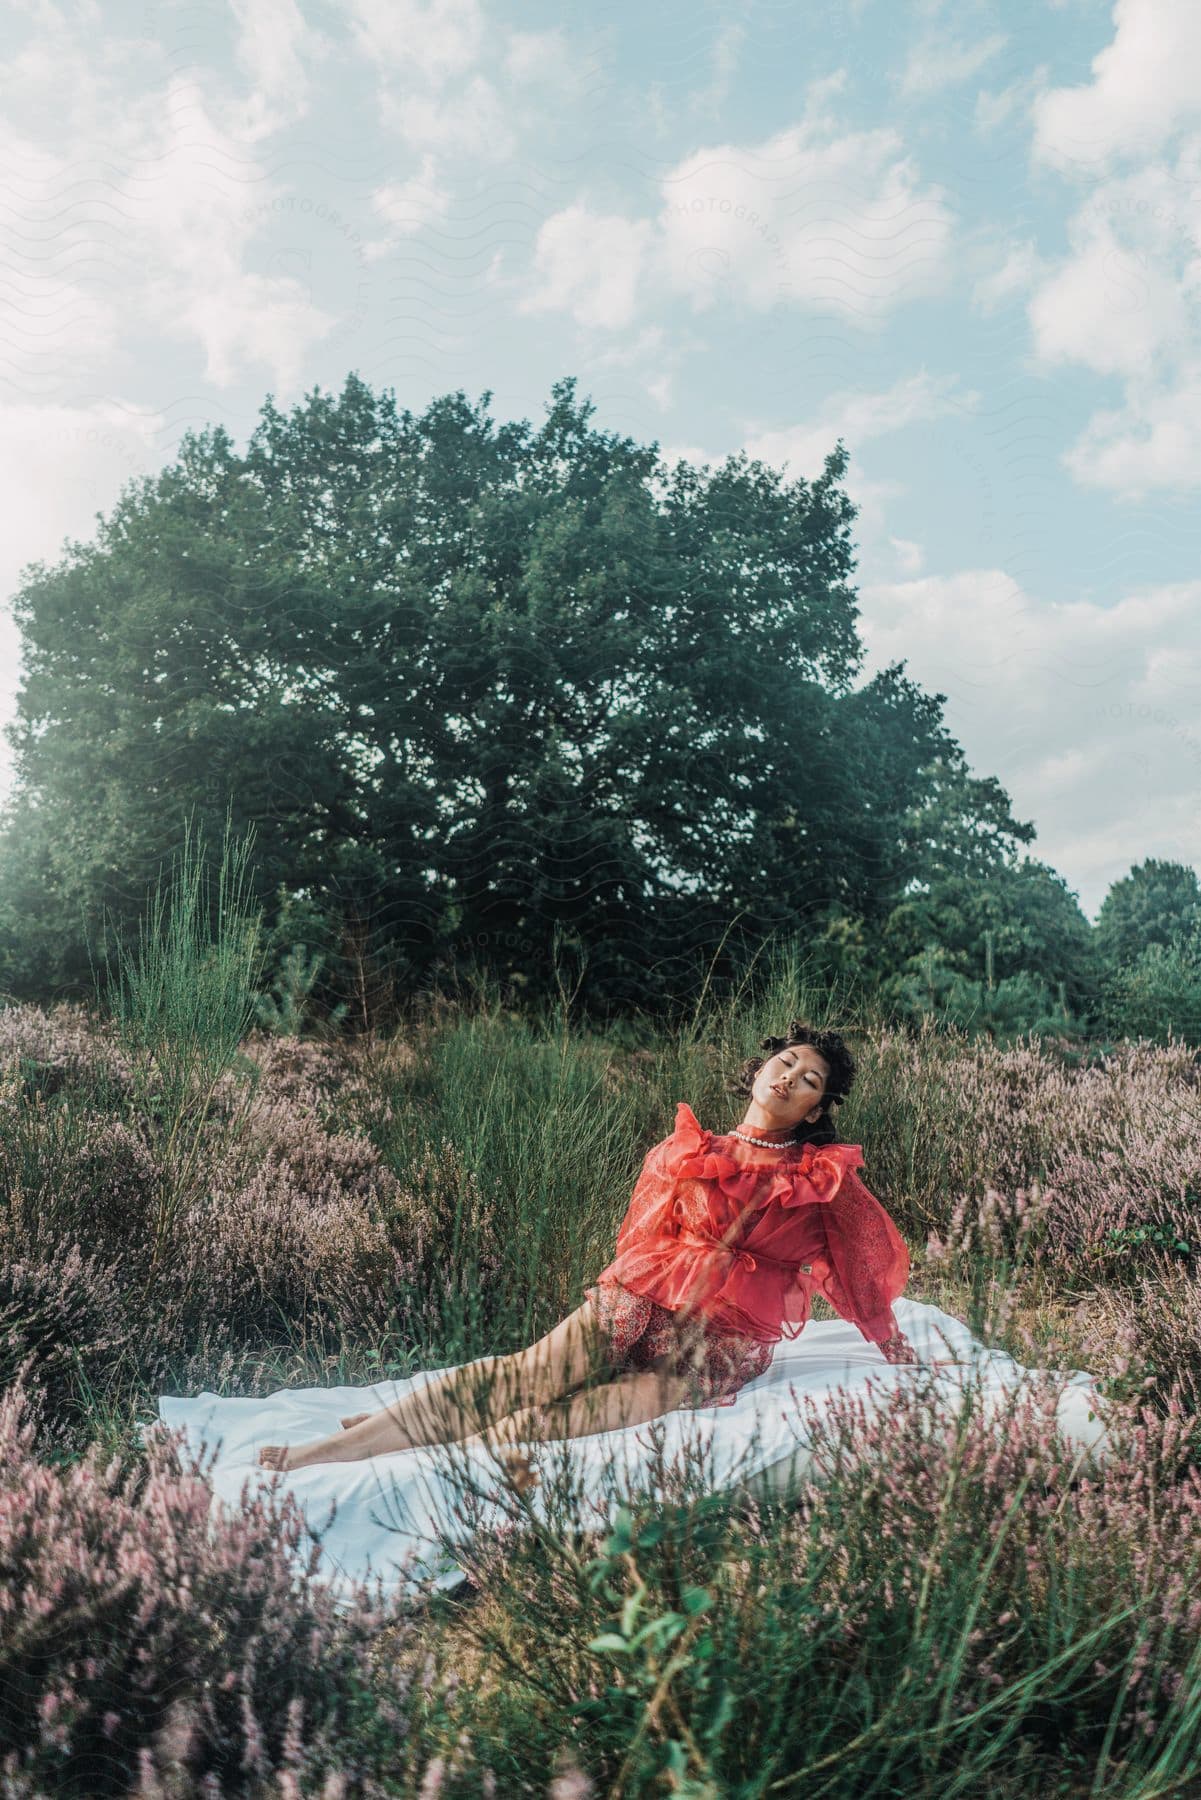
[225,1031,365,1128]
[857,1029,1201,1244]
[175,1130,412,1345]
[218,1029,415,1143]
[168,1074,506,1349]
[0,998,138,1099]
[1038,1146,1198,1276]
[785,1378,1201,1747]
[0,1080,164,1268]
[0,1003,506,1385]
[0,1240,128,1449]
[48,1121,164,1283]
[1077,1265,1201,1429]
[0,1378,419,1798]
[452,1380,1201,1787]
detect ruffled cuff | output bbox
[860,1307,902,1345]
[876,1328,917,1364]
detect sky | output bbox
[2,0,1199,922]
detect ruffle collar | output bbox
[665,1100,863,1209]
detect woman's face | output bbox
[753,1045,831,1128]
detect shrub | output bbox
[448,1376,1201,1792]
[0,1378,419,1798]
[0,1242,128,1451]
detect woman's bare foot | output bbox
[340,1412,371,1430]
[498,1446,541,1495]
[257,1444,299,1471]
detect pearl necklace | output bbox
[729,1127,805,1150]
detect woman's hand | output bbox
[877,1330,918,1364]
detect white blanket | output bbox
[155,1299,1111,1605]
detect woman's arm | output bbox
[807,1166,915,1357]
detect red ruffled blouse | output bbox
[592,1101,910,1347]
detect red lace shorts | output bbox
[583,1277,775,1409]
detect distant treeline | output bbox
[1,374,1198,1043]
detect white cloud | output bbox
[518,75,953,332]
[348,0,527,159]
[1062,359,1201,495]
[0,12,341,396]
[974,65,1049,134]
[364,154,453,260]
[229,0,319,138]
[0,86,337,397]
[656,372,972,492]
[126,77,336,388]
[350,7,598,162]
[349,0,485,90]
[166,272,333,392]
[1027,151,1201,486]
[504,27,578,88]
[1028,217,1188,378]
[1032,0,1201,172]
[898,32,1006,100]
[890,537,925,574]
[971,238,1043,313]
[739,371,977,476]
[518,205,654,331]
[381,73,516,158]
[655,93,955,322]
[857,569,1201,915]
[656,443,717,474]
[688,20,747,115]
[0,126,121,387]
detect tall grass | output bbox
[95,805,267,1282]
[0,837,1199,1792]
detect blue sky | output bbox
[2,0,1199,920]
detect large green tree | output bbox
[1094,859,1201,969]
[0,373,1038,1022]
[879,855,1098,1013]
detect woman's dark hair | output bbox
[726,1019,856,1148]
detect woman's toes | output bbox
[340,1412,371,1430]
[499,1447,541,1495]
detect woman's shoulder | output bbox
[670,1099,708,1141]
[644,1100,714,1159]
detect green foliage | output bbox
[873,853,1099,1041]
[251,884,349,1037]
[0,372,1040,1025]
[1090,1220,1197,1283]
[1097,926,1201,1044]
[1095,858,1201,970]
[94,807,266,1282]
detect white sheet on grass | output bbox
[155,1298,1112,1605]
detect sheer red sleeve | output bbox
[613,1136,678,1258]
[806,1164,910,1344]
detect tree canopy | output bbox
[0,373,1074,1025]
[1094,859,1201,969]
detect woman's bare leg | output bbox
[259,1296,611,1472]
[459,1367,693,1492]
[465,1366,691,1450]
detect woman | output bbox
[257,1021,919,1477]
